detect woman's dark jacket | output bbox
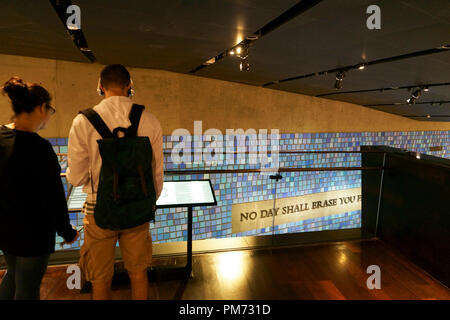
[0,125,76,256]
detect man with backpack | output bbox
[66,64,164,300]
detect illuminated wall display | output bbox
[50,129,449,251]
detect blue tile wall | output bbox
[51,130,449,251]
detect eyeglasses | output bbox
[46,105,56,115]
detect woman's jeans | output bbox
[0,252,49,300]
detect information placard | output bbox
[67,186,87,210]
[156,180,217,208]
[67,180,217,209]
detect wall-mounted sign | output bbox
[232,188,361,233]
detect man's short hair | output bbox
[100,64,131,89]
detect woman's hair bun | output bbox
[2,76,29,102]
[2,76,51,114]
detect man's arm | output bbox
[66,115,90,187]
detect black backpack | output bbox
[79,104,156,230]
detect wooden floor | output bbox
[0,239,448,300]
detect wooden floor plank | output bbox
[318,280,346,300]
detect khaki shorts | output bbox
[80,214,152,284]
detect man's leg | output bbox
[128,270,148,300]
[119,222,152,300]
[81,214,117,300]
[92,280,112,300]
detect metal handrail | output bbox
[56,150,384,157]
[61,166,379,177]
[58,150,379,177]
[163,167,379,175]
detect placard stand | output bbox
[79,179,217,293]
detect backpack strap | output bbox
[79,109,114,139]
[126,104,145,137]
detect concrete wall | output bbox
[1,53,449,137]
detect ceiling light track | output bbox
[49,0,96,62]
[406,115,450,118]
[316,82,450,97]
[364,100,450,107]
[190,0,323,73]
[263,45,450,87]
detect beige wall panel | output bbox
[0,54,449,137]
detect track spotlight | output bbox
[240,58,250,71]
[228,42,251,71]
[358,64,365,70]
[423,86,429,92]
[407,88,421,104]
[230,42,248,58]
[238,47,248,59]
[334,71,345,90]
[230,42,250,71]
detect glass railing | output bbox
[2,129,448,265]
[54,148,382,257]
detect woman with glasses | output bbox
[0,76,79,300]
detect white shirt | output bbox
[66,96,164,202]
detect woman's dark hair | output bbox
[1,76,51,114]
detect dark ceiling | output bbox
[0,0,449,121]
